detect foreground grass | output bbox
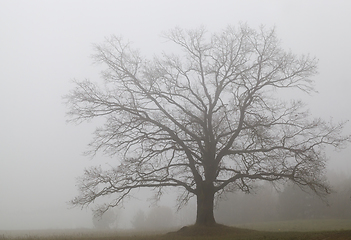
[1,220,351,240]
[2,231,351,240]
[1,229,351,240]
[236,218,351,232]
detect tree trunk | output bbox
[195,183,216,226]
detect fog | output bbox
[0,0,350,231]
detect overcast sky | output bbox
[0,0,350,230]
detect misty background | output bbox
[1,0,350,230]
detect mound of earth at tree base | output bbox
[167,224,255,237]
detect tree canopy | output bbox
[65,24,350,226]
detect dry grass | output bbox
[236,218,351,232]
[1,220,351,240]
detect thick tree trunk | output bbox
[195,183,216,226]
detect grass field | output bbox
[1,219,351,240]
[235,218,351,232]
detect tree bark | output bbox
[195,182,216,226]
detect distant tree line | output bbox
[214,172,351,224]
[93,172,350,229]
[92,208,118,229]
[131,206,174,230]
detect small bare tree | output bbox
[92,208,117,229]
[65,24,350,226]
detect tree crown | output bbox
[65,24,350,216]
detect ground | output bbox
[2,220,351,240]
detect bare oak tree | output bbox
[65,25,350,226]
